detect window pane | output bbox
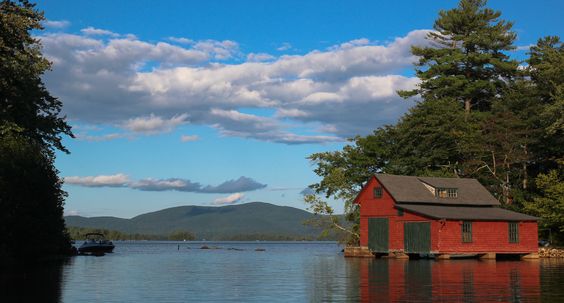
[509,222,519,243]
[373,187,382,198]
[462,221,472,243]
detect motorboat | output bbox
[78,233,115,254]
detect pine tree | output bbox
[398,0,519,115]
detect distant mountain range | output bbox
[64,202,327,240]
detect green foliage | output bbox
[0,1,74,262]
[167,230,196,241]
[307,0,564,244]
[67,227,196,241]
[0,124,71,261]
[303,194,358,245]
[523,169,564,243]
[398,0,519,113]
[0,0,73,154]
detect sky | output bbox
[35,0,564,218]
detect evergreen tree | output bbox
[398,0,519,114]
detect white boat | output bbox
[78,233,115,254]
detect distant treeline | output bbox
[67,227,337,241]
[220,234,317,241]
[67,227,196,241]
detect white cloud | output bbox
[80,27,119,37]
[76,133,127,142]
[130,178,201,192]
[180,134,200,142]
[192,40,240,60]
[213,193,244,205]
[515,44,534,51]
[40,29,429,143]
[43,20,70,29]
[168,37,194,44]
[123,114,188,135]
[277,42,292,51]
[247,52,275,62]
[65,175,267,193]
[65,174,130,187]
[64,210,81,216]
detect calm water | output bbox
[2,242,564,302]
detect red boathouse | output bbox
[351,174,539,259]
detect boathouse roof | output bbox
[395,204,538,221]
[374,174,500,206]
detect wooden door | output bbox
[404,222,431,253]
[368,218,389,253]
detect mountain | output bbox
[64,202,325,240]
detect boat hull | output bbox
[78,244,115,254]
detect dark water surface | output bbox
[2,242,563,302]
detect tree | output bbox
[0,0,73,154]
[0,0,74,262]
[0,125,71,260]
[398,0,519,115]
[523,168,564,244]
[527,36,564,168]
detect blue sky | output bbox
[36,0,564,218]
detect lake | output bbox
[2,242,563,302]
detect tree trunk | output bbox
[522,144,528,189]
[465,98,472,115]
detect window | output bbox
[462,221,472,243]
[436,188,458,198]
[397,209,404,217]
[373,187,383,198]
[509,222,519,243]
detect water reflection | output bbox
[0,258,72,303]
[356,258,542,302]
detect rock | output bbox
[538,247,564,258]
[200,245,210,249]
[255,248,266,251]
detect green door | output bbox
[404,222,431,253]
[368,218,389,253]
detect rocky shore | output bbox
[539,247,564,258]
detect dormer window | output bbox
[436,188,457,198]
[373,187,383,198]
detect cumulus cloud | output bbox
[80,27,120,37]
[43,20,70,29]
[64,174,266,194]
[180,134,200,142]
[76,133,128,142]
[213,193,244,205]
[247,52,275,62]
[40,29,430,143]
[277,42,292,51]
[168,37,194,44]
[130,178,202,192]
[123,114,188,135]
[200,176,267,193]
[65,174,130,187]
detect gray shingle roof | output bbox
[375,174,500,206]
[396,204,538,221]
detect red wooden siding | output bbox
[357,175,538,254]
[435,221,538,253]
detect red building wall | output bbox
[357,177,434,250]
[357,176,538,254]
[436,221,538,253]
